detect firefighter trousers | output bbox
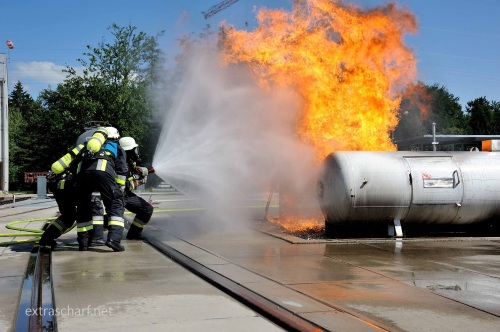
[76,169,125,249]
[39,185,77,247]
[124,191,154,238]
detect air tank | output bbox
[317,151,500,225]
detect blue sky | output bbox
[0,0,498,110]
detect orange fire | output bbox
[220,0,418,159]
[268,217,324,233]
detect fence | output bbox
[24,172,48,184]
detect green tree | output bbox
[465,97,493,134]
[38,23,166,165]
[38,70,112,159]
[426,84,467,135]
[76,23,165,163]
[8,82,47,190]
[394,82,466,140]
[491,101,500,133]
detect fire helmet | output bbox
[119,137,138,151]
[106,127,120,140]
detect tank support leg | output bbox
[394,219,403,237]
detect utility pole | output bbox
[432,122,438,151]
[0,53,9,193]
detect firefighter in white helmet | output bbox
[75,126,128,252]
[118,136,154,240]
[87,127,122,245]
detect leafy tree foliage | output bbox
[74,23,165,162]
[37,23,165,164]
[426,84,468,135]
[491,101,500,134]
[394,82,467,141]
[465,97,496,135]
[8,82,47,190]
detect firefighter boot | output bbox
[39,226,60,251]
[77,231,90,251]
[90,223,106,247]
[105,239,124,252]
[126,224,145,240]
[106,216,125,252]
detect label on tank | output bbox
[405,157,463,205]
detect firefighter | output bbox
[39,130,106,250]
[38,144,85,250]
[118,136,154,240]
[86,127,122,245]
[74,126,112,247]
[75,127,128,252]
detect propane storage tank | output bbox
[317,151,500,226]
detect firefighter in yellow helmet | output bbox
[75,127,128,252]
[119,136,154,240]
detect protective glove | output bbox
[119,184,126,196]
[135,167,149,177]
[46,170,56,181]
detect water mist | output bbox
[153,44,318,230]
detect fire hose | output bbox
[0,218,70,247]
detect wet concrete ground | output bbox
[147,205,500,331]
[0,198,59,331]
[1,193,499,331]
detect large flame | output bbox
[220,0,418,159]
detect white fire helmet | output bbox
[106,127,120,140]
[119,137,138,151]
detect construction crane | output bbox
[202,0,241,19]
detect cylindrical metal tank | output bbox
[317,151,500,225]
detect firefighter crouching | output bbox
[118,136,154,240]
[38,144,85,250]
[75,127,128,252]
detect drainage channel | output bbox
[14,245,56,332]
[146,236,326,332]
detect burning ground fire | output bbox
[268,217,324,234]
[218,0,418,233]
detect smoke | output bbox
[153,43,318,229]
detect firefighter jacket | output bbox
[77,141,128,186]
[51,127,108,177]
[49,144,86,191]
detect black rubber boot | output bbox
[126,224,145,240]
[105,239,125,252]
[39,240,57,252]
[77,231,90,251]
[39,226,61,247]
